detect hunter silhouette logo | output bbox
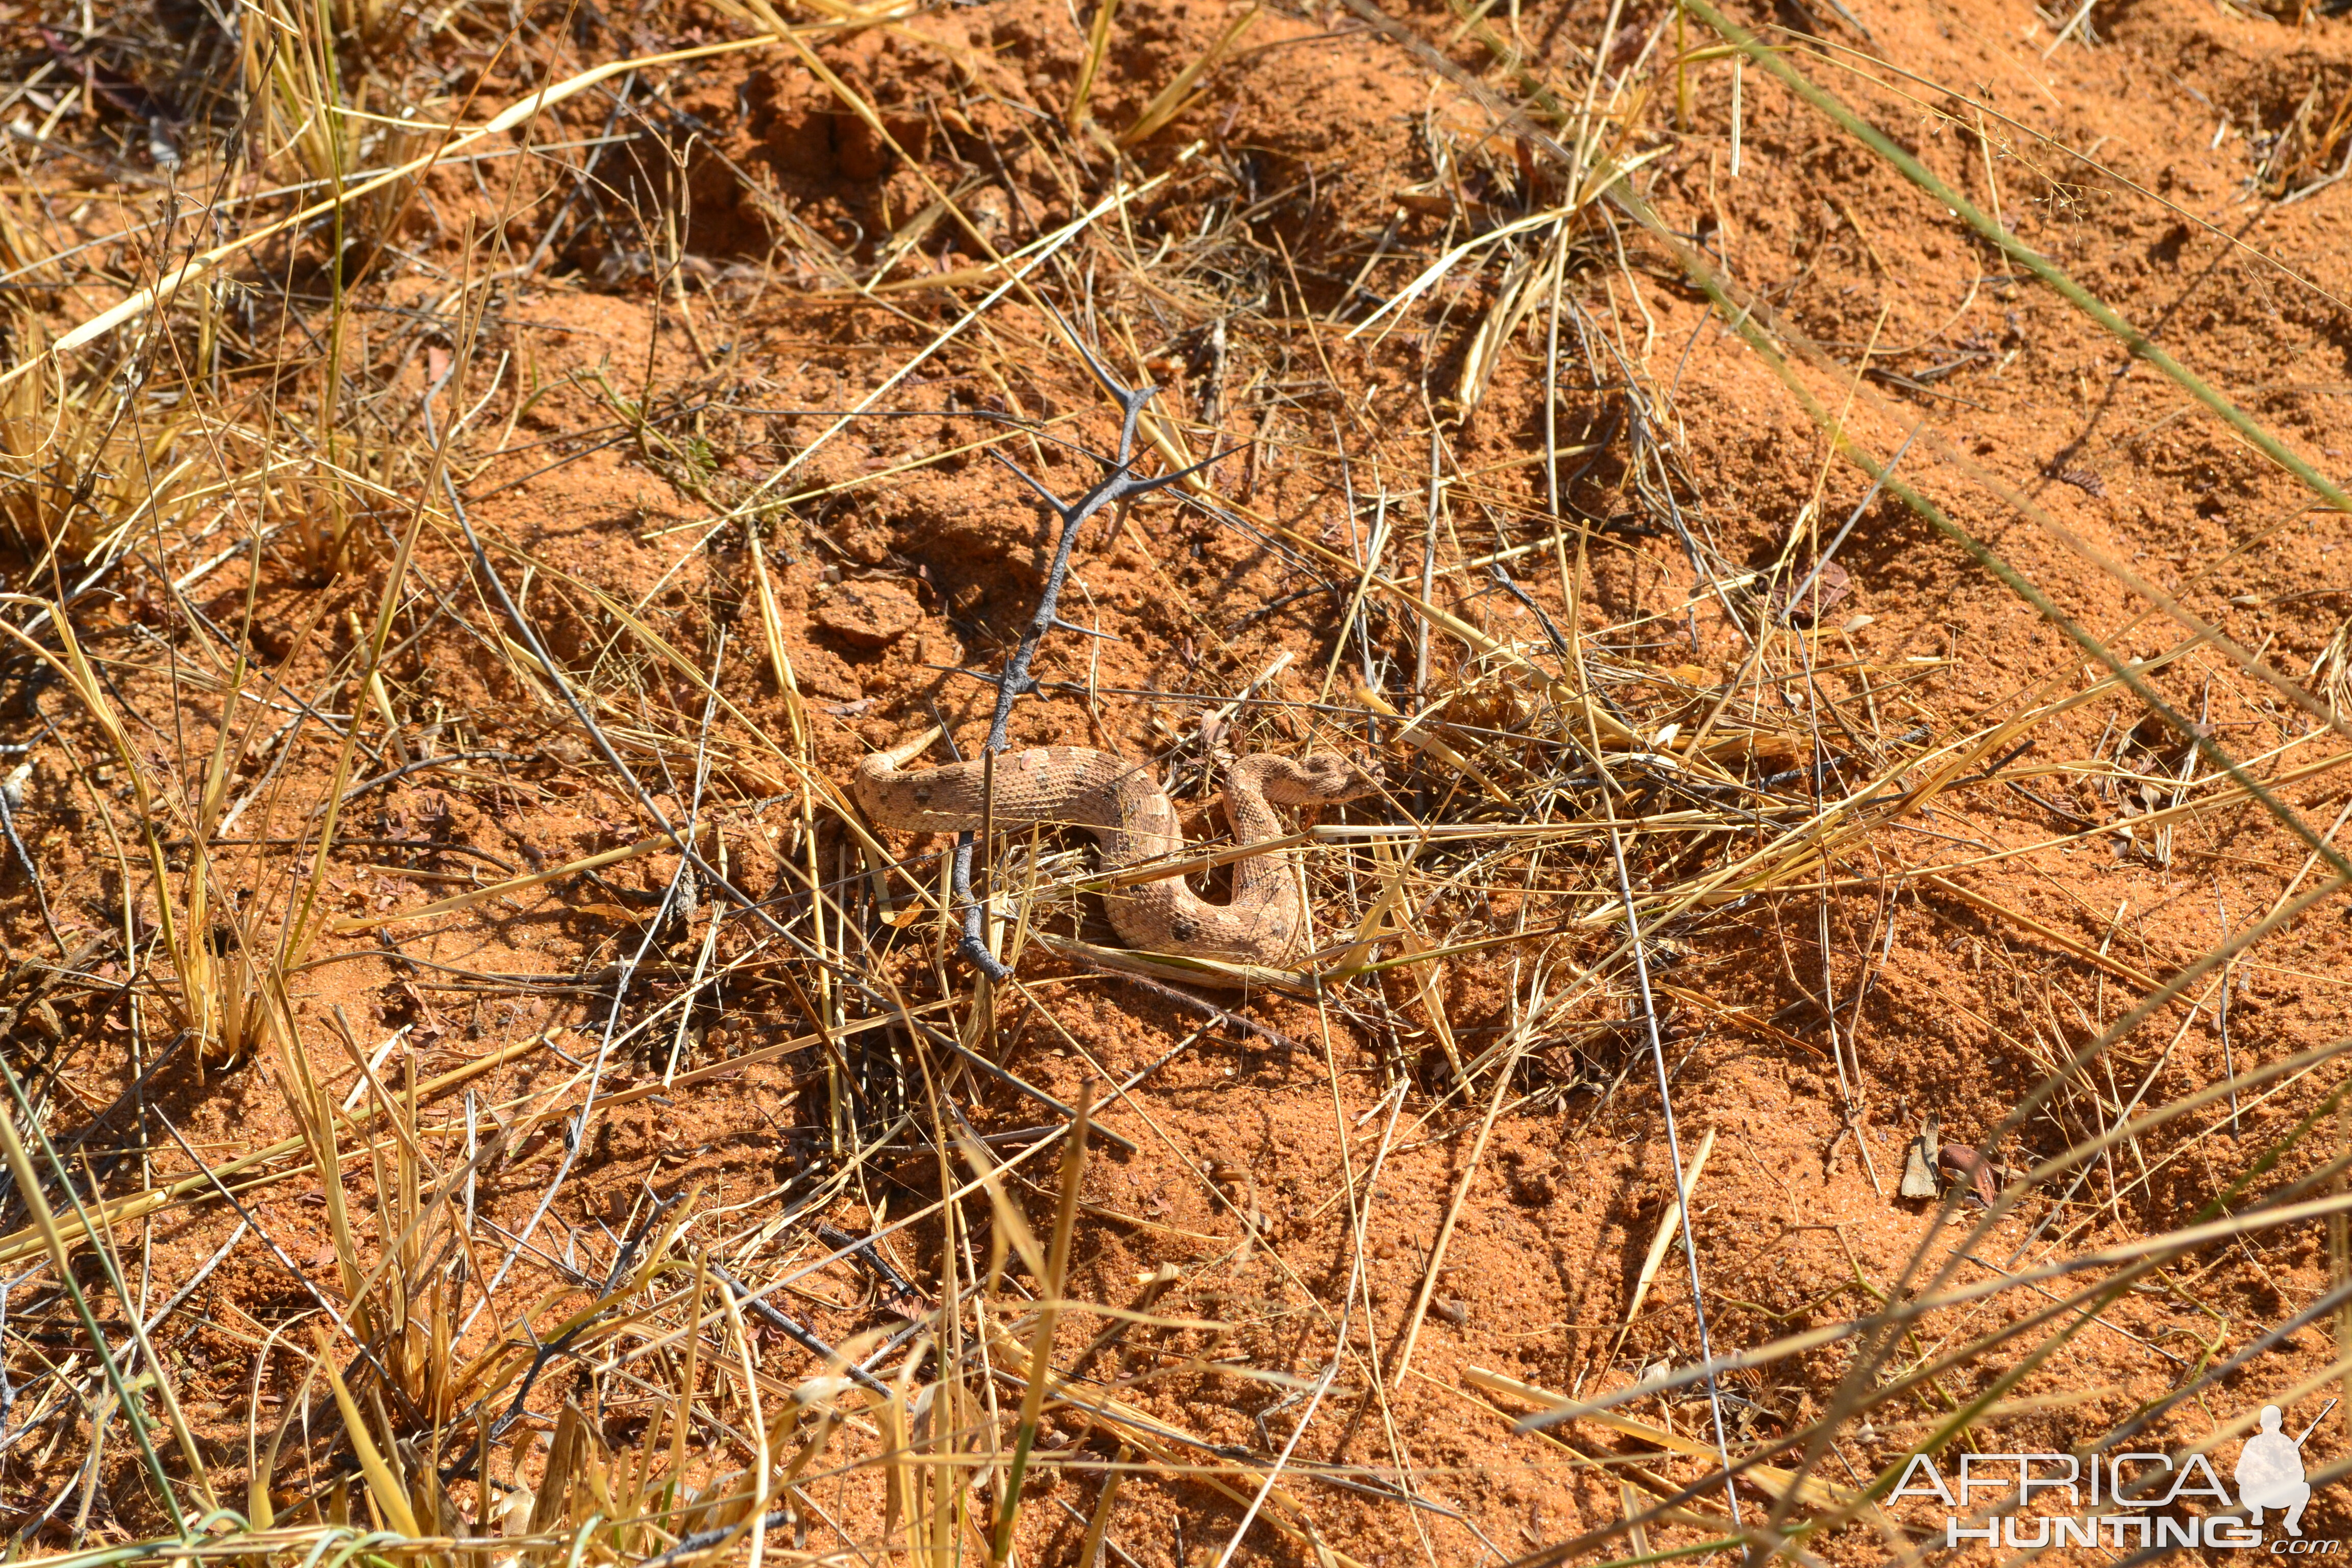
[1890,1398,2339,1551]
[2240,1404,2318,1537]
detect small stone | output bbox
[814,580,921,649]
[789,644,861,700]
[963,186,1011,249]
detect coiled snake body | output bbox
[853,731,1380,963]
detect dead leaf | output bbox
[1899,1115,1941,1199]
[1771,558,1852,626]
[1939,1143,1999,1207]
[1899,1140,1940,1199]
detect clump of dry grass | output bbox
[0,0,2347,1562]
[0,314,195,568]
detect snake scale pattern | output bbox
[854,730,1380,963]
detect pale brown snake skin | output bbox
[853,730,1381,963]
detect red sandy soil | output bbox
[5,0,2352,1561]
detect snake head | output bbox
[1275,753,1386,805]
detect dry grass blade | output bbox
[991,1089,1090,1563]
[1679,0,2352,518]
[329,822,715,933]
[1606,1126,1716,1365]
[0,1063,181,1509]
[311,1326,422,1537]
[0,319,193,563]
[0,33,817,394]
[1068,0,1121,129]
[4,0,2351,1561]
[1119,4,1259,146]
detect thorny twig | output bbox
[947,320,1235,980]
[0,778,62,956]
[706,1262,889,1395]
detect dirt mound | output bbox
[1,0,2350,1560]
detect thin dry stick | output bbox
[1413,427,1439,703]
[940,325,1234,979]
[1604,1126,1717,1367]
[1603,807,1744,1525]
